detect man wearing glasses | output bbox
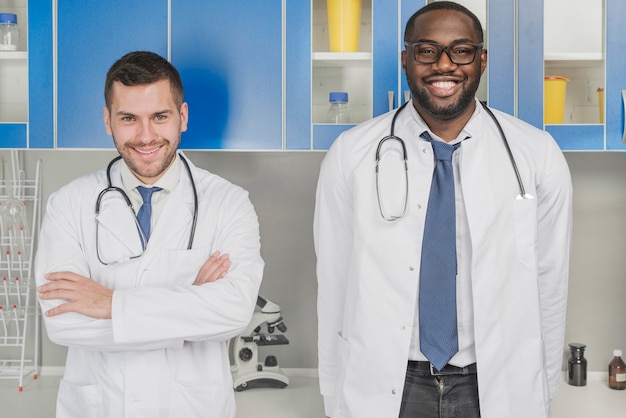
[314,2,572,417]
[35,51,264,418]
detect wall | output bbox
[7,150,626,374]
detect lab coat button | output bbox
[417,204,422,210]
[392,389,397,395]
[409,266,415,271]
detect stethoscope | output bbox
[95,153,198,265]
[375,101,532,222]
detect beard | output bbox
[114,139,178,181]
[408,76,480,120]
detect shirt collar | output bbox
[407,97,483,145]
[120,153,182,194]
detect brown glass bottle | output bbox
[608,349,626,390]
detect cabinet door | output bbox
[56,1,168,148]
[28,0,54,148]
[171,0,282,150]
[605,0,626,150]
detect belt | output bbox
[408,361,478,376]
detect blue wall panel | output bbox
[517,0,543,128]
[0,124,26,148]
[373,0,400,116]
[546,124,604,151]
[605,0,626,150]
[286,1,311,150]
[487,0,515,115]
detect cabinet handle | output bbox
[622,91,626,143]
[388,91,394,112]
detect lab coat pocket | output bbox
[56,379,104,418]
[171,381,235,418]
[513,197,538,267]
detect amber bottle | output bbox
[608,349,626,390]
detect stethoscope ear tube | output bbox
[480,102,530,199]
[97,153,198,265]
[376,101,531,222]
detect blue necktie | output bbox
[419,133,460,372]
[136,186,162,244]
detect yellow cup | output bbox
[544,76,569,124]
[327,0,362,52]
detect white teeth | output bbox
[432,81,456,89]
[136,147,160,154]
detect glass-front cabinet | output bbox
[306,0,396,150]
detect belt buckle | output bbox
[429,363,443,376]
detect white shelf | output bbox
[312,52,372,67]
[545,53,603,61]
[0,51,27,60]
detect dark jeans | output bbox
[399,363,481,418]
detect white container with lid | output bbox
[0,13,19,51]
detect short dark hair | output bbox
[404,1,484,43]
[104,51,184,110]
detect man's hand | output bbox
[37,272,113,319]
[194,251,231,285]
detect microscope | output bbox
[229,296,290,391]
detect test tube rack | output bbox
[0,151,42,391]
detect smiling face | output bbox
[402,9,486,126]
[103,79,188,184]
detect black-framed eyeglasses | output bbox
[404,41,484,65]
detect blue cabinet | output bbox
[6,0,625,151]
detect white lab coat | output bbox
[314,102,572,418]
[35,155,264,418]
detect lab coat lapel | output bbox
[460,115,497,254]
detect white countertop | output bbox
[552,372,626,418]
[4,369,625,417]
[235,369,626,418]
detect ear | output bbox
[180,102,189,133]
[104,106,112,135]
[480,49,487,76]
[401,50,407,74]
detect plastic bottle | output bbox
[567,343,587,386]
[608,349,626,390]
[327,92,351,123]
[0,13,19,51]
